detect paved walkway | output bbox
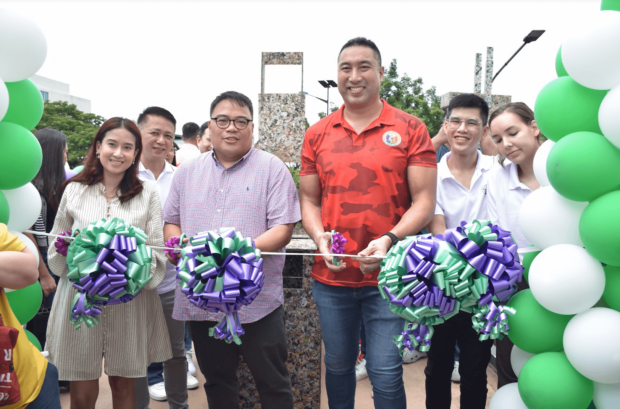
[59,346,498,408]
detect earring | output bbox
[133,159,135,165]
[96,152,100,159]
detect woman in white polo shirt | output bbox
[487,102,545,389]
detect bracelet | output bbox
[380,232,399,247]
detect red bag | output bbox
[0,315,20,405]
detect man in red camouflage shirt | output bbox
[300,37,437,408]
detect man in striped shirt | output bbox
[163,91,301,408]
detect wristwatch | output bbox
[380,232,399,247]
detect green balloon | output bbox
[5,281,42,325]
[24,328,41,351]
[0,122,42,190]
[518,352,594,409]
[580,191,620,266]
[522,249,541,283]
[534,77,608,142]
[1,80,44,130]
[507,290,573,354]
[73,165,84,173]
[556,47,568,77]
[601,0,620,12]
[603,265,620,312]
[0,191,9,224]
[547,131,620,202]
[587,401,597,409]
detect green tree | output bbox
[35,101,105,167]
[380,59,444,136]
[318,103,339,120]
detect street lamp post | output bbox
[492,30,545,82]
[318,80,338,116]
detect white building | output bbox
[30,75,91,113]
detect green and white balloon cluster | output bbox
[0,9,48,349]
[490,1,620,409]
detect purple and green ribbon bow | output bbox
[176,228,264,345]
[65,218,152,329]
[378,220,523,353]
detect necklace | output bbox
[99,183,119,219]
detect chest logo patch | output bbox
[382,131,401,147]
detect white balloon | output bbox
[599,85,620,149]
[529,244,605,315]
[510,345,536,377]
[519,186,587,249]
[0,79,8,122]
[564,308,620,384]
[594,382,620,409]
[489,383,528,409]
[8,230,39,268]
[2,183,42,233]
[0,9,47,82]
[562,11,620,90]
[532,140,554,187]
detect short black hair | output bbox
[209,91,253,119]
[446,94,490,126]
[181,122,200,140]
[339,37,382,67]
[199,121,209,138]
[137,106,176,128]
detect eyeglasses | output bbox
[446,117,482,131]
[211,117,252,130]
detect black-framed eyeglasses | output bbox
[211,117,252,130]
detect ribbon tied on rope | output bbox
[175,228,263,345]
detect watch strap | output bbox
[381,232,399,247]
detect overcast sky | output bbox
[0,0,604,138]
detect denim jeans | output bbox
[184,323,192,352]
[28,363,61,409]
[312,280,406,409]
[135,290,188,409]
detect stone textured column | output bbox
[485,47,494,105]
[474,53,482,94]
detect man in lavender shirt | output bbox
[163,91,300,408]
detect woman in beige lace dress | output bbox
[46,117,171,409]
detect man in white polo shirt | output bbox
[176,122,201,166]
[134,107,199,409]
[425,94,497,409]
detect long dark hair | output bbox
[63,117,143,203]
[33,128,67,211]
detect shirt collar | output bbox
[211,146,255,169]
[138,160,174,176]
[438,150,493,181]
[507,160,530,191]
[332,99,396,130]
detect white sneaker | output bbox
[356,358,368,381]
[402,349,427,364]
[187,373,199,390]
[186,352,197,376]
[451,361,461,383]
[148,381,167,401]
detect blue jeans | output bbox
[184,323,192,352]
[28,363,61,409]
[313,280,406,409]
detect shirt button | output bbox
[217,209,221,213]
[220,189,223,192]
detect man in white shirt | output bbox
[175,122,201,166]
[425,94,497,409]
[197,121,212,153]
[134,107,199,409]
